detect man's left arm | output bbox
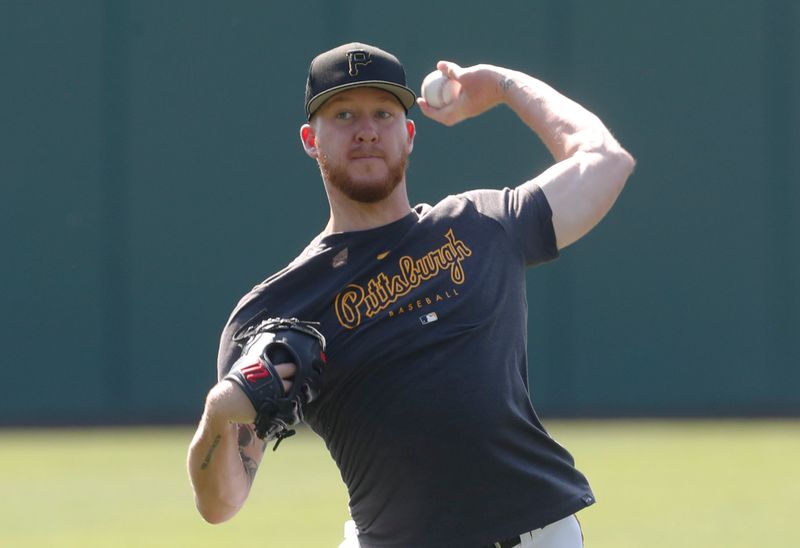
[419,62,635,249]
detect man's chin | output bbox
[337,179,399,203]
[320,154,407,204]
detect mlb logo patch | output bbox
[419,312,438,325]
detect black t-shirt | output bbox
[217,185,595,547]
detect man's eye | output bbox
[336,112,353,120]
[377,111,392,119]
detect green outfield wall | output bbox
[1,0,797,424]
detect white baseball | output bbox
[421,71,459,109]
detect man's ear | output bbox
[300,124,318,158]
[406,119,416,153]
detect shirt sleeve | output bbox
[460,184,559,267]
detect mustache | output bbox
[319,148,408,204]
[349,147,385,159]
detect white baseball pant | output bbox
[338,514,583,548]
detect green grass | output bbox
[1,420,797,547]
[551,420,799,548]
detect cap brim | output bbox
[307,81,416,119]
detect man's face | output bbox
[302,87,415,203]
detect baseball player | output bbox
[187,42,634,548]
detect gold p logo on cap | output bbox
[346,50,372,76]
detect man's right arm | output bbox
[419,62,635,250]
[186,380,264,523]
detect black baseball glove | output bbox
[224,317,327,448]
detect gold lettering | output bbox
[444,228,470,284]
[364,279,382,317]
[335,285,365,330]
[415,254,437,280]
[333,229,473,328]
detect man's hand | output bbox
[208,362,298,425]
[417,62,506,126]
[224,317,326,443]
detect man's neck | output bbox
[324,182,412,234]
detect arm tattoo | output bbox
[241,453,258,486]
[237,425,265,486]
[499,75,514,93]
[499,75,530,98]
[200,434,222,470]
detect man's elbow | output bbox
[194,495,241,524]
[578,131,636,184]
[617,146,636,178]
[602,144,636,193]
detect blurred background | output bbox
[1,0,797,425]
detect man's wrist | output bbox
[204,380,256,426]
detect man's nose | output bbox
[355,118,379,143]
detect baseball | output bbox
[421,71,459,109]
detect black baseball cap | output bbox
[304,42,416,120]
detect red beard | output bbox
[318,151,408,204]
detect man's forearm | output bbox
[187,383,261,523]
